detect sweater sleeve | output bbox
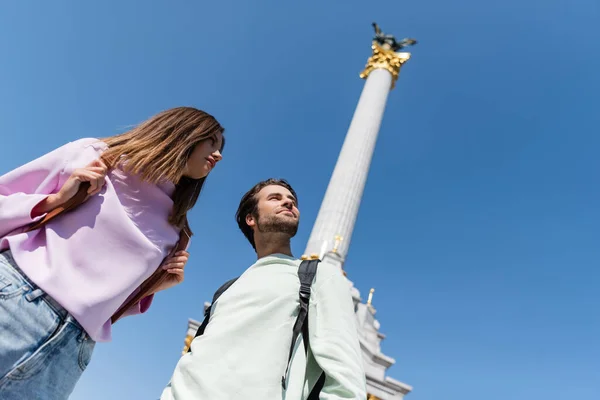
[0,142,76,238]
[308,260,367,399]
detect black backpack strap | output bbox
[281,259,319,389]
[189,277,238,350]
[307,373,326,400]
[301,261,326,399]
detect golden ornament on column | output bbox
[332,234,343,253]
[182,334,193,355]
[367,288,375,306]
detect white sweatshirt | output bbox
[160,254,366,399]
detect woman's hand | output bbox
[32,159,108,216]
[56,159,108,202]
[153,251,190,293]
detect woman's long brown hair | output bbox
[101,107,225,235]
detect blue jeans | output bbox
[0,250,95,399]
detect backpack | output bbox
[189,259,326,399]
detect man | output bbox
[161,179,366,399]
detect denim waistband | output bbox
[1,250,70,322]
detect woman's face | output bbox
[183,132,224,179]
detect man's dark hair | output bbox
[235,178,298,250]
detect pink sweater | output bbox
[0,138,181,342]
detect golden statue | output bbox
[372,22,417,52]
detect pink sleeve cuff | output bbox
[0,193,49,237]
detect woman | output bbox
[0,107,225,399]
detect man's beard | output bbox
[255,213,298,238]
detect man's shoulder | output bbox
[252,254,301,269]
[313,257,347,287]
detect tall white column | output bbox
[303,43,412,265]
[304,69,390,261]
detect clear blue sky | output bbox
[1,1,598,399]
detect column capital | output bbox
[360,41,411,89]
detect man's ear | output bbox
[245,213,256,228]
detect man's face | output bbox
[246,184,300,237]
